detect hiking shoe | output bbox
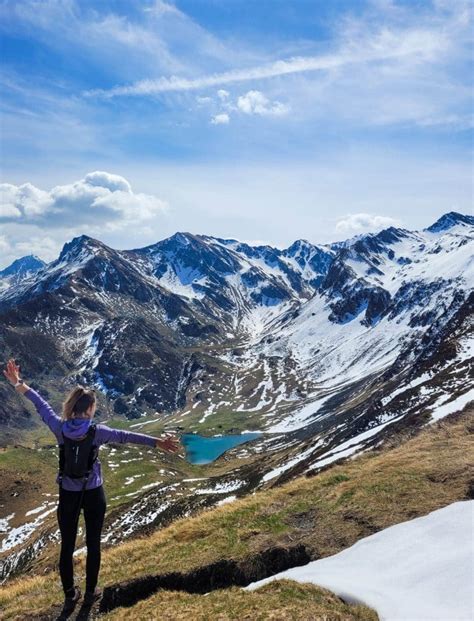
[83,586,103,606]
[63,585,81,613]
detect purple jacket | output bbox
[25,387,157,491]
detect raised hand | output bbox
[3,358,21,385]
[156,434,180,453]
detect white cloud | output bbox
[0,232,61,269]
[335,213,401,235]
[0,199,22,219]
[200,89,289,124]
[237,90,289,116]
[143,1,182,17]
[0,235,11,255]
[196,95,213,105]
[0,172,168,228]
[13,236,61,262]
[210,113,230,125]
[0,183,53,218]
[84,171,132,193]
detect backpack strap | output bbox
[86,423,98,474]
[74,424,98,531]
[58,428,65,485]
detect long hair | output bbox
[62,385,96,420]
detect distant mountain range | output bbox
[0,211,472,455]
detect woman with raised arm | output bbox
[3,358,180,613]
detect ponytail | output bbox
[62,385,96,420]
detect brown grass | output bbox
[103,579,378,621]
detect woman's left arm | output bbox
[97,425,180,453]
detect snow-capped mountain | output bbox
[0,255,45,292]
[0,212,472,458]
[126,232,334,331]
[238,212,473,480]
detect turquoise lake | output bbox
[181,432,262,465]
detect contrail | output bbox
[85,27,441,98]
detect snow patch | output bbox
[246,501,474,621]
[216,495,237,506]
[195,480,244,495]
[430,388,474,422]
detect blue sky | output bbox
[0,0,472,268]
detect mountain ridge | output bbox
[1,210,471,278]
[0,211,471,429]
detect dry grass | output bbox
[1,410,472,620]
[103,579,378,621]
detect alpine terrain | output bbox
[0,211,472,592]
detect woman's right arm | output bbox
[3,358,62,436]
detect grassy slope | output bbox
[1,409,472,619]
[105,580,378,621]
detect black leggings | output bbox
[57,485,106,595]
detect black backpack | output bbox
[59,424,98,480]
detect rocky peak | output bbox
[0,255,46,278]
[57,234,105,263]
[284,239,314,258]
[426,212,474,233]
